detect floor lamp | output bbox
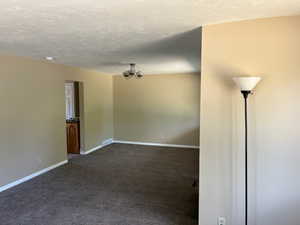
[233,77,261,225]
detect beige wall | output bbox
[64,68,113,150]
[113,73,200,146]
[0,54,113,187]
[200,16,300,225]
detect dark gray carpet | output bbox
[0,143,199,225]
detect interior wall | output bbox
[0,54,113,188]
[200,16,300,225]
[64,68,113,151]
[113,73,200,146]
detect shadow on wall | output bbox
[168,127,200,146]
[127,28,202,72]
[113,73,200,147]
[115,110,200,146]
[101,27,202,73]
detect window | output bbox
[65,82,75,119]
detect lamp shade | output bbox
[233,77,261,91]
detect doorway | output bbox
[65,81,84,158]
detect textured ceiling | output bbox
[0,0,299,74]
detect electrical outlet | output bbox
[218,217,226,225]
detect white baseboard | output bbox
[81,138,198,154]
[0,160,68,193]
[112,140,199,149]
[81,138,113,155]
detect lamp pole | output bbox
[241,90,250,225]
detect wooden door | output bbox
[66,122,80,154]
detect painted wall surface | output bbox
[113,73,200,146]
[200,16,300,225]
[0,54,113,187]
[64,68,113,151]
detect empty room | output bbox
[0,1,300,225]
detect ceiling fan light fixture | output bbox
[123,63,143,79]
